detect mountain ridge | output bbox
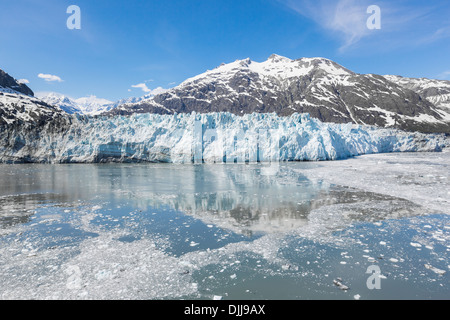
[1,56,450,134]
[108,54,450,133]
[37,92,160,116]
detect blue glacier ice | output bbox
[1,112,449,163]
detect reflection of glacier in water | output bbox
[110,163,425,236]
[0,152,448,300]
[0,163,424,236]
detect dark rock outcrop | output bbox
[0,69,34,96]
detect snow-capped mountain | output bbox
[37,92,114,116]
[35,92,80,114]
[75,95,114,115]
[109,54,450,133]
[37,92,160,116]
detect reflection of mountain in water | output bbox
[116,164,326,235]
[110,164,426,235]
[0,163,427,235]
[0,193,68,228]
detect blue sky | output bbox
[1,0,449,101]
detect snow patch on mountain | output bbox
[180,55,352,90]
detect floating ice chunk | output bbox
[189,241,199,247]
[410,242,422,248]
[333,279,349,291]
[213,295,223,300]
[424,264,446,275]
[373,222,383,227]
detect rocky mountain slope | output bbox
[109,54,450,133]
[0,69,34,97]
[0,69,71,162]
[384,75,450,120]
[0,70,67,127]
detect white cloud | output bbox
[38,73,63,82]
[131,83,151,93]
[281,0,375,49]
[17,79,29,84]
[131,83,167,95]
[279,0,440,51]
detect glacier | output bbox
[1,112,448,164]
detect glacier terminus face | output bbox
[1,112,448,164]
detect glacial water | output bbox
[0,153,449,300]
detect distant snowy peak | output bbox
[38,92,160,116]
[109,93,158,108]
[36,92,80,114]
[109,54,450,134]
[38,92,115,116]
[75,96,113,115]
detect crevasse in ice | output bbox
[3,112,448,163]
